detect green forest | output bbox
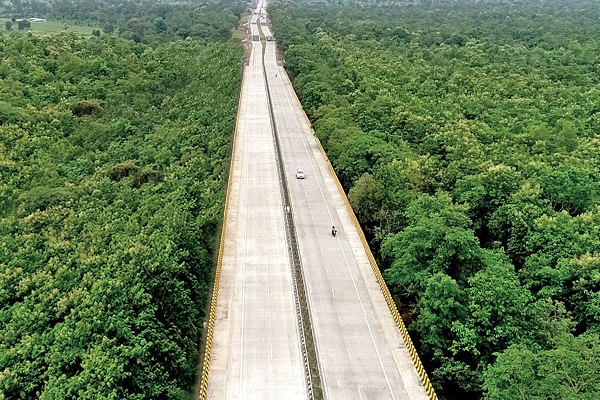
[0,1,244,397]
[2,0,247,44]
[269,0,600,398]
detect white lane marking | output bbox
[266,251,270,300]
[320,247,323,255]
[339,316,343,328]
[331,288,335,299]
[347,347,352,361]
[336,233,396,399]
[267,262,271,300]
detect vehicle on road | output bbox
[296,168,305,179]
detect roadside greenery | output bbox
[270,0,600,398]
[0,29,242,398]
[1,0,247,43]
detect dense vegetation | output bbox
[270,0,600,398]
[0,21,242,400]
[2,0,246,43]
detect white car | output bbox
[296,168,305,179]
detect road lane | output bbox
[263,37,429,400]
[206,16,307,399]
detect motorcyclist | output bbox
[332,226,337,236]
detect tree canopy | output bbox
[0,20,243,399]
[2,0,247,44]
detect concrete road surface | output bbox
[206,35,307,399]
[263,39,429,400]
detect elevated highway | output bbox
[201,1,435,399]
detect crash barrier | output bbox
[197,64,246,400]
